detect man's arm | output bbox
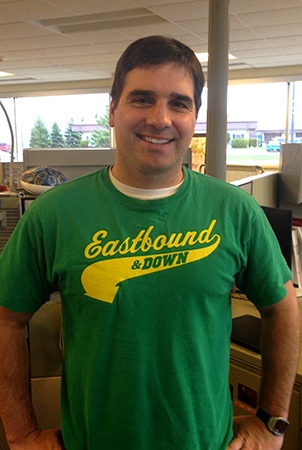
[0,306,64,449]
[259,280,300,416]
[228,280,300,450]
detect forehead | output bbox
[121,63,194,97]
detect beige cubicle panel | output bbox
[0,294,62,449]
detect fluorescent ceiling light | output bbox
[0,71,14,77]
[36,8,167,34]
[196,52,236,63]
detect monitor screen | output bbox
[261,206,292,269]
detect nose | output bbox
[145,101,172,130]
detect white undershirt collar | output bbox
[109,167,184,200]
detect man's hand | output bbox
[9,428,65,450]
[227,415,283,450]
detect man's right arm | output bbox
[0,306,64,449]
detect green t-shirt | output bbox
[0,167,291,450]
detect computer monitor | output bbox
[231,206,293,353]
[261,206,292,269]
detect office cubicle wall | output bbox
[23,147,192,181]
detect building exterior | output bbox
[71,124,101,142]
[195,121,302,145]
[73,121,302,147]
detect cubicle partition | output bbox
[23,147,192,181]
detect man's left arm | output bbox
[228,280,300,450]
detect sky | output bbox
[1,81,302,160]
[198,81,301,130]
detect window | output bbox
[0,93,110,162]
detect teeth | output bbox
[142,136,171,144]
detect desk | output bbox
[230,294,302,449]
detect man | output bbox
[0,36,299,450]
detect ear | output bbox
[109,100,115,127]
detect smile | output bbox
[138,135,173,145]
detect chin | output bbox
[140,159,181,177]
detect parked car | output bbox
[0,143,11,152]
[266,137,284,152]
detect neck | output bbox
[109,167,184,199]
[111,165,184,189]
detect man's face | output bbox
[109,63,197,188]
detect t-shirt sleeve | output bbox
[235,201,292,308]
[0,204,56,313]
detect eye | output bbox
[169,94,194,112]
[131,96,153,107]
[172,101,187,109]
[170,100,192,112]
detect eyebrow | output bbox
[173,94,194,109]
[126,89,155,100]
[127,90,194,108]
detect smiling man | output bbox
[0,36,299,450]
[109,63,197,188]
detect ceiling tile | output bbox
[10,45,107,60]
[134,0,207,6]
[0,34,80,52]
[230,0,302,15]
[254,23,302,38]
[0,22,54,39]
[1,0,302,88]
[237,7,302,27]
[229,39,273,52]
[151,1,207,21]
[45,0,139,15]
[0,0,73,23]
[230,28,262,42]
[117,21,187,38]
[267,35,302,46]
[175,18,208,34]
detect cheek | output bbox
[179,120,196,142]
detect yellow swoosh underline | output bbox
[81,238,220,304]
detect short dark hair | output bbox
[111,35,205,117]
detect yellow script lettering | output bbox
[84,221,220,260]
[84,230,108,259]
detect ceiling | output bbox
[1,0,302,94]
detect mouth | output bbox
[138,135,173,145]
